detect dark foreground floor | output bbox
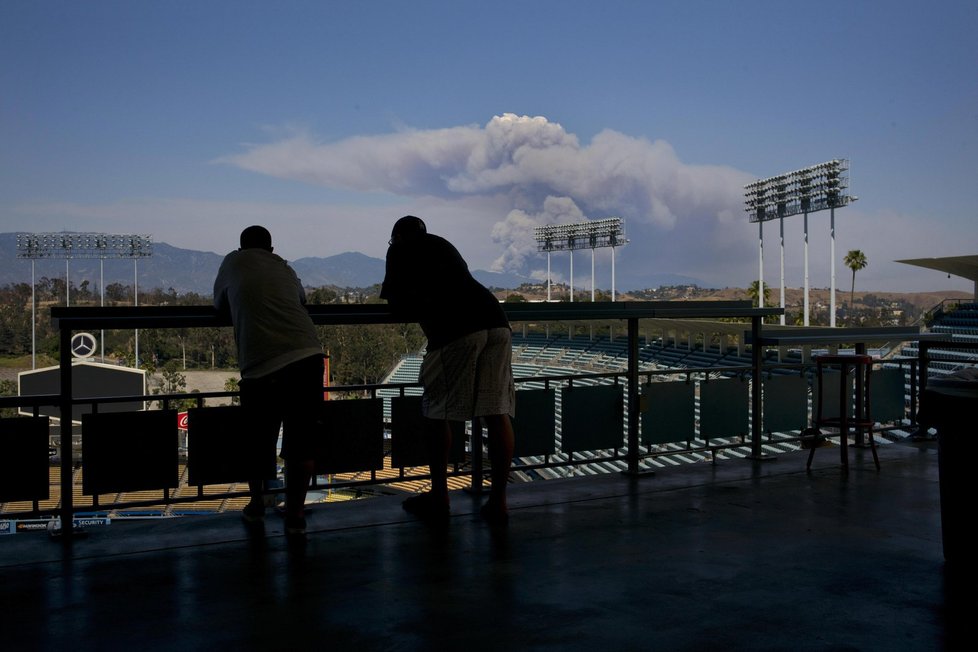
[2,441,973,651]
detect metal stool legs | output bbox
[808,354,880,471]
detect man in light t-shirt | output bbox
[214,225,323,536]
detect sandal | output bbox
[241,501,266,524]
[479,502,509,527]
[284,515,307,537]
[402,493,450,520]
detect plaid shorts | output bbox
[420,327,515,421]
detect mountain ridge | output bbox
[0,232,531,294]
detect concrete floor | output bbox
[2,441,973,651]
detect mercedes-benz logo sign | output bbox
[71,332,98,358]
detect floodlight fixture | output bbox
[15,232,153,369]
[534,218,629,301]
[744,159,850,223]
[16,232,153,259]
[534,217,628,252]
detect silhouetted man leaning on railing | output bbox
[381,215,515,526]
[214,225,324,537]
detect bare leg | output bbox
[403,418,453,519]
[284,459,314,519]
[244,479,265,520]
[425,417,453,509]
[247,480,264,504]
[483,413,514,515]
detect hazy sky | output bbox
[2,1,976,292]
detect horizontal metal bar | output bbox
[51,301,781,330]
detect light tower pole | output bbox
[745,160,852,327]
[779,215,785,325]
[830,207,836,327]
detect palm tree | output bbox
[844,249,868,324]
[746,280,770,308]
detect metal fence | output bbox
[4,301,934,531]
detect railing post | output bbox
[59,324,73,535]
[909,359,918,425]
[918,341,930,397]
[915,342,930,440]
[626,316,641,475]
[749,314,766,459]
[471,418,484,495]
[854,342,867,447]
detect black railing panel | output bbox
[26,302,797,528]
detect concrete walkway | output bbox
[2,441,971,651]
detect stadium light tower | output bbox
[744,160,852,326]
[535,218,629,301]
[16,233,153,368]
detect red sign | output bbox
[323,355,330,401]
[177,412,189,430]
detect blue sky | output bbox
[2,0,976,292]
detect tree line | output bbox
[0,281,425,390]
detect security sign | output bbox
[71,332,98,359]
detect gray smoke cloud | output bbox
[489,196,586,275]
[220,113,753,278]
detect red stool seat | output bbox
[809,354,880,471]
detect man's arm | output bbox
[380,249,407,311]
[213,259,231,318]
[293,269,308,306]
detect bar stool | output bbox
[808,354,880,471]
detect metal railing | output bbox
[0,302,775,529]
[16,301,942,529]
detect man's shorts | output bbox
[239,353,324,465]
[420,327,515,421]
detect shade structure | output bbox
[896,255,978,299]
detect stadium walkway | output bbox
[2,441,971,651]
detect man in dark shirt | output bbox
[381,216,515,524]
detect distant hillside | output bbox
[0,233,531,294]
[0,234,227,294]
[291,251,385,288]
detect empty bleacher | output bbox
[510,323,937,479]
[895,302,978,378]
